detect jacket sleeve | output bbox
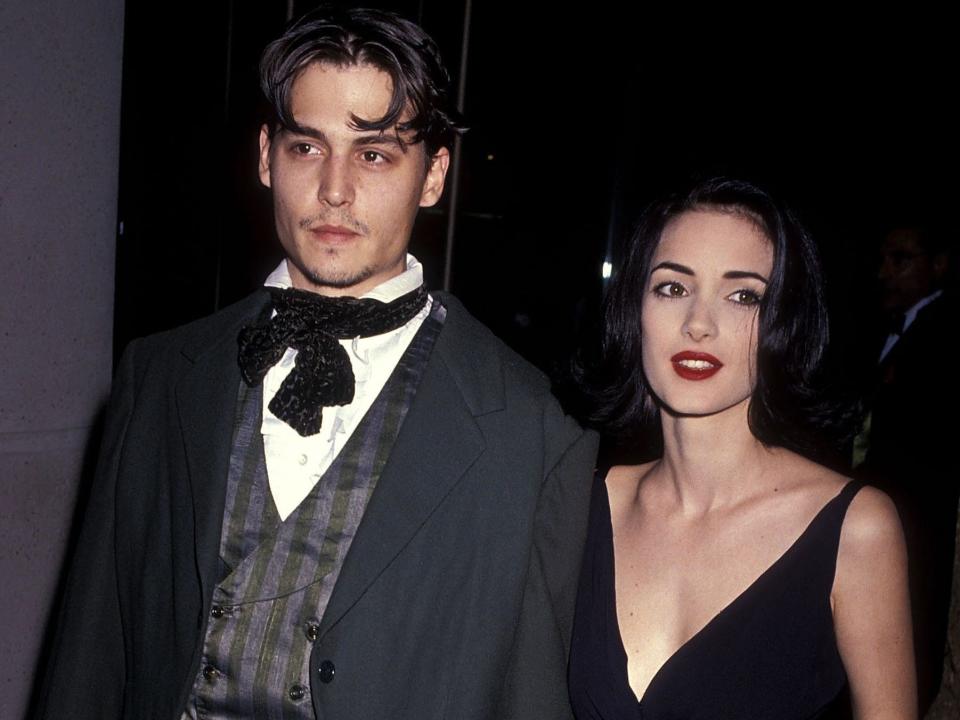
[496,411,598,720]
[34,340,140,719]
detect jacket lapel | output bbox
[171,292,502,630]
[175,292,270,604]
[319,297,499,636]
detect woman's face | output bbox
[640,209,774,418]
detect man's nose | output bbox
[317,156,354,206]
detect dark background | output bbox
[114,1,956,397]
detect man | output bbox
[37,8,597,719]
[855,224,958,713]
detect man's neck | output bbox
[264,254,425,303]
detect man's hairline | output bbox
[274,61,446,153]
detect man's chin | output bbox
[288,258,375,295]
[304,270,372,290]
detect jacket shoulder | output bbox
[435,293,552,401]
[434,294,594,455]
[126,290,269,366]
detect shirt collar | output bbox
[902,289,942,332]
[264,254,424,302]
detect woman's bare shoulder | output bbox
[840,485,904,558]
[784,451,899,535]
[771,449,903,556]
[830,478,915,716]
[605,462,658,485]
[765,448,852,503]
[604,461,658,509]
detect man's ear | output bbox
[258,124,273,188]
[419,147,450,207]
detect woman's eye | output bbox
[728,289,762,305]
[653,281,688,298]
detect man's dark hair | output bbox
[259,6,466,156]
[882,221,950,259]
[590,176,846,457]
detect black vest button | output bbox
[305,622,320,641]
[210,605,224,619]
[288,683,307,701]
[318,660,336,683]
[202,664,219,683]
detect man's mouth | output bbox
[308,224,361,241]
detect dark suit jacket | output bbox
[862,292,958,489]
[36,291,598,720]
[857,291,959,711]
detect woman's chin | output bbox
[655,395,751,421]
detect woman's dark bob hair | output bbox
[592,176,839,456]
[259,7,466,156]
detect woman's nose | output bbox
[681,299,717,341]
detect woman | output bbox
[569,178,916,719]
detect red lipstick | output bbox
[670,351,723,381]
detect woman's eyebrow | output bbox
[651,261,694,276]
[651,263,769,285]
[724,270,769,284]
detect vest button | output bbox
[288,683,307,701]
[202,664,219,683]
[318,660,335,683]
[305,622,320,642]
[210,605,224,619]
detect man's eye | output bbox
[728,289,762,306]
[360,150,387,163]
[292,143,316,155]
[653,281,688,298]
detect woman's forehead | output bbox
[654,209,773,273]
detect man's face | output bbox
[877,229,943,313]
[259,62,449,296]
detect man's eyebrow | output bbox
[724,270,769,284]
[651,261,694,276]
[281,122,327,142]
[353,133,406,149]
[279,123,408,151]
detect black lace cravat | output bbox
[238,285,429,436]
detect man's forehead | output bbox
[296,59,394,87]
[289,62,388,111]
[287,61,416,139]
[883,229,924,253]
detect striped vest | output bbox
[184,302,444,719]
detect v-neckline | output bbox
[607,481,853,706]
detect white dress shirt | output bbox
[261,255,431,519]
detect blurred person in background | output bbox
[854,222,958,714]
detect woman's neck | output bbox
[652,399,776,513]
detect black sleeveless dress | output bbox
[569,477,861,720]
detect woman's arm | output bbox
[833,486,917,719]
